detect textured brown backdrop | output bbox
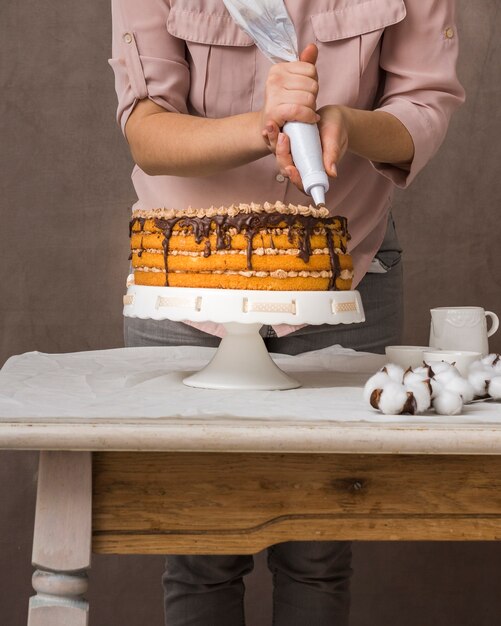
[1,1,500,625]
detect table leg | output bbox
[28,451,92,626]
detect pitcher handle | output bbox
[486,311,499,338]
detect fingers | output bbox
[276,132,292,173]
[322,134,342,177]
[281,74,319,96]
[285,166,303,191]
[261,120,280,152]
[263,127,306,192]
[319,120,348,178]
[279,89,317,110]
[299,43,318,66]
[270,59,317,80]
[265,72,319,125]
[279,103,320,125]
[276,132,304,191]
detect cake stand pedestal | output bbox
[123,282,365,390]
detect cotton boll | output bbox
[363,371,391,404]
[378,381,410,415]
[469,359,487,373]
[476,355,501,377]
[481,354,499,368]
[413,365,434,380]
[468,369,492,397]
[443,375,475,403]
[433,368,462,388]
[433,390,463,415]
[405,381,432,413]
[382,364,405,384]
[430,378,445,400]
[492,356,501,375]
[487,376,501,400]
[403,369,429,386]
[425,361,462,387]
[426,361,458,376]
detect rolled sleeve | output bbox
[109,0,189,135]
[372,0,466,188]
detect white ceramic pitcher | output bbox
[429,307,499,355]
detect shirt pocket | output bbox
[310,0,406,107]
[167,8,257,119]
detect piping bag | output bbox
[223,0,329,206]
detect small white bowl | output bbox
[423,350,482,377]
[385,345,434,369]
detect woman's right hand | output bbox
[260,44,320,155]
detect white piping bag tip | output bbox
[310,185,326,207]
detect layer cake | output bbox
[129,202,353,291]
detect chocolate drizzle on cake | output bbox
[129,204,350,290]
[325,228,341,289]
[129,216,146,238]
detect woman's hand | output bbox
[264,104,349,191]
[260,44,319,152]
[264,103,415,194]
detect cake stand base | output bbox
[183,323,300,390]
[123,284,365,390]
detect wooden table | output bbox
[2,348,501,626]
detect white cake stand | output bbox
[123,279,365,390]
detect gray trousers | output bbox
[124,216,403,626]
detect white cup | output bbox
[385,345,434,369]
[423,350,482,377]
[429,307,499,355]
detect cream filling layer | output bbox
[133,227,341,237]
[132,247,340,256]
[135,267,354,280]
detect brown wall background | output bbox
[1,1,501,625]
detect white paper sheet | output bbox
[0,346,500,424]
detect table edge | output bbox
[2,421,501,454]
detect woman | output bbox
[110,1,464,624]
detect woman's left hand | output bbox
[263,105,350,192]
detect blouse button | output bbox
[123,32,133,44]
[275,174,286,183]
[444,27,454,39]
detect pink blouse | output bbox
[110,0,464,337]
